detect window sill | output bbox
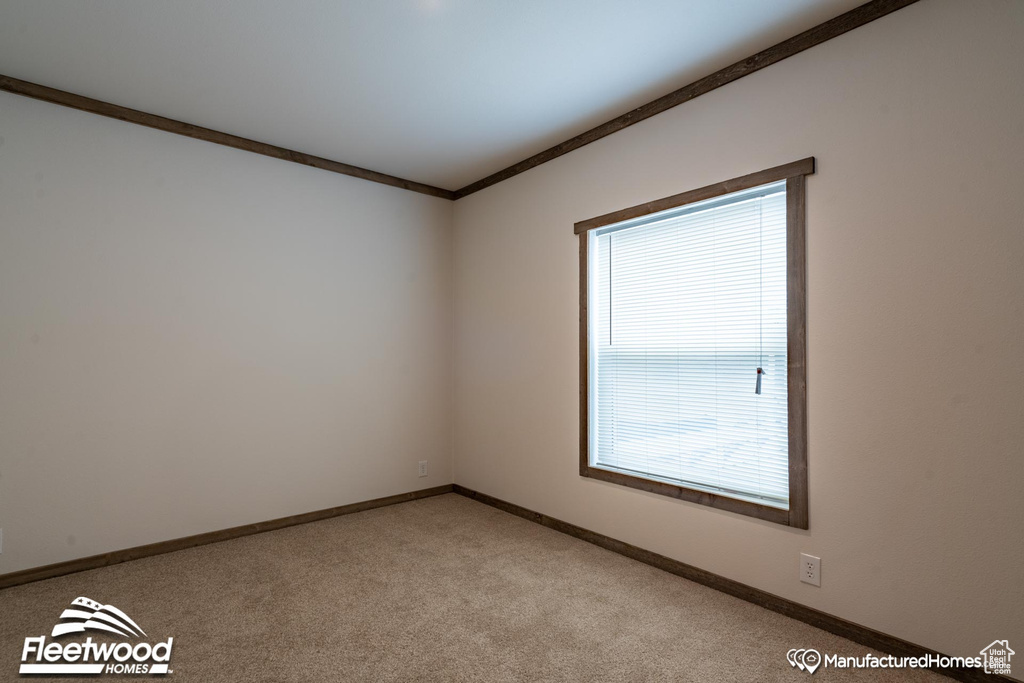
[581,461,805,528]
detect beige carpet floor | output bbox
[0,493,944,682]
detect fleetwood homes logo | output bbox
[20,597,173,675]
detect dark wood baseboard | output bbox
[0,484,453,590]
[452,485,1009,683]
[3,483,1007,682]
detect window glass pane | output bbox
[590,181,789,507]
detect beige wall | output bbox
[0,91,454,574]
[453,0,1023,660]
[2,0,1021,663]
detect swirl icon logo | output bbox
[787,648,822,674]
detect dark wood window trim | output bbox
[576,158,814,528]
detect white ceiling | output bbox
[0,0,866,190]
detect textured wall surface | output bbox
[453,0,1024,660]
[0,91,454,574]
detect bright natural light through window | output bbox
[588,181,790,509]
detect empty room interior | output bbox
[0,0,1022,681]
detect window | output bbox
[577,159,813,528]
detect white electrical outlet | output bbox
[417,460,428,477]
[800,553,820,586]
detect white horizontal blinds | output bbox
[590,181,790,508]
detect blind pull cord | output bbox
[756,198,765,396]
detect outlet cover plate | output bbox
[800,553,820,586]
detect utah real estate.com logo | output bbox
[20,597,174,675]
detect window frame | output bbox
[576,158,814,529]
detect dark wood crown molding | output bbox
[453,0,918,199]
[1,0,917,201]
[0,74,456,200]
